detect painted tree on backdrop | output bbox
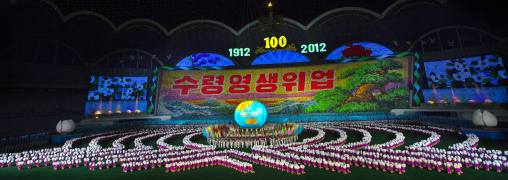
[305,59,408,112]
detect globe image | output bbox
[234,101,268,128]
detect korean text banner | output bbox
[157,57,409,117]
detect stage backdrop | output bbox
[85,76,148,114]
[157,57,410,117]
[422,54,508,104]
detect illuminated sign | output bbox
[157,57,410,117]
[228,48,250,57]
[228,36,327,57]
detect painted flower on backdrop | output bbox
[90,76,95,83]
[104,79,112,86]
[126,87,134,94]
[209,57,220,64]
[100,88,114,96]
[135,85,143,91]
[460,67,472,78]
[117,77,127,85]
[453,62,465,70]
[499,69,507,79]
[477,58,490,70]
[471,74,485,83]
[98,82,105,89]
[429,74,442,83]
[453,73,466,82]
[98,79,113,89]
[88,93,100,100]
[121,91,131,100]
[98,88,106,95]
[105,88,114,96]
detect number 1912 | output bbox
[228,48,250,57]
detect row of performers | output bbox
[253,146,463,175]
[207,135,299,148]
[162,156,253,173]
[204,123,303,139]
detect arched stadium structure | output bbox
[1,0,508,180]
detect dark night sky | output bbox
[41,0,507,37]
[51,0,398,29]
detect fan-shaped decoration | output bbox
[175,53,235,67]
[251,50,309,65]
[325,42,394,63]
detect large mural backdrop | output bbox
[157,57,410,117]
[422,54,508,104]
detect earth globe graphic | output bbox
[234,101,268,128]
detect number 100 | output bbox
[264,36,287,49]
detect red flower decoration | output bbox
[341,44,373,58]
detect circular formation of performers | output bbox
[0,122,507,176]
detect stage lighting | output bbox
[126,110,132,113]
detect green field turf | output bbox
[1,130,508,180]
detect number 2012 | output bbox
[301,43,326,53]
